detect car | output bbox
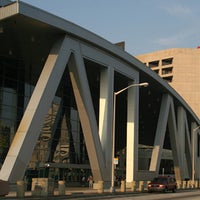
[147,176,177,193]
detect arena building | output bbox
[0,1,200,190]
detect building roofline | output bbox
[137,47,200,57]
[1,1,199,124]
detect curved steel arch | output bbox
[0,1,200,186]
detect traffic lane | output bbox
[65,190,200,200]
[104,190,200,200]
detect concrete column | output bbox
[143,181,148,191]
[176,180,181,189]
[17,180,25,198]
[97,181,104,193]
[68,42,105,184]
[32,182,42,197]
[187,180,192,189]
[32,178,54,197]
[149,94,171,173]
[182,181,187,189]
[120,180,126,192]
[139,181,144,192]
[126,83,139,183]
[98,68,114,182]
[131,181,136,192]
[177,107,187,179]
[146,181,151,191]
[194,180,197,188]
[0,180,9,196]
[58,180,65,195]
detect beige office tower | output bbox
[137,48,200,119]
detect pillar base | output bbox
[98,181,104,193]
[0,180,9,196]
[58,180,65,195]
[17,180,25,198]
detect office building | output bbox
[137,48,200,118]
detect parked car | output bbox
[147,176,177,193]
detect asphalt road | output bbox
[64,190,200,200]
[3,190,200,200]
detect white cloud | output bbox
[154,28,197,47]
[164,4,192,16]
[156,36,179,46]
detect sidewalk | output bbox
[3,187,128,199]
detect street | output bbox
[65,190,200,200]
[111,190,200,200]
[3,189,200,200]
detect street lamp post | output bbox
[192,126,200,187]
[110,82,149,193]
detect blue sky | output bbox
[20,0,200,55]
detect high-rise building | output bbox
[137,48,200,118]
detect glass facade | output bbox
[0,58,24,166]
[0,55,175,185]
[0,57,90,186]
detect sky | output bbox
[20,0,200,56]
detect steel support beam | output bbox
[0,36,71,182]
